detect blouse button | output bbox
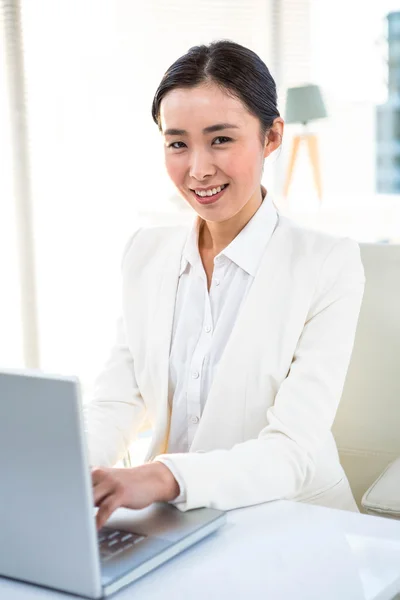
[214,279,220,286]
[192,371,199,379]
[190,416,200,425]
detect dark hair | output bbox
[151,40,280,143]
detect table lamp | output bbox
[283,84,327,201]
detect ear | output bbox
[264,117,284,159]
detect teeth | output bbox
[195,184,226,197]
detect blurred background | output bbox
[1,0,400,396]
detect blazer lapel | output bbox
[146,229,188,457]
[190,216,286,452]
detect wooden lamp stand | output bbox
[283,132,323,202]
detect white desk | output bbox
[2,500,400,600]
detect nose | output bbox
[189,148,215,181]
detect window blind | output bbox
[0,0,39,368]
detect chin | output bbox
[200,208,237,223]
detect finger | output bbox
[93,480,115,506]
[91,467,107,486]
[96,495,120,530]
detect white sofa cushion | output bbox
[362,457,400,518]
[333,244,400,508]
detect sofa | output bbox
[333,243,400,516]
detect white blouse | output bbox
[158,194,279,499]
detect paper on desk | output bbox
[347,534,400,600]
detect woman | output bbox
[85,41,365,530]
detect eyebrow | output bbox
[163,123,240,136]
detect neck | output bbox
[199,186,264,255]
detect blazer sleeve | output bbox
[155,238,366,511]
[83,231,147,467]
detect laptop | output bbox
[0,369,226,598]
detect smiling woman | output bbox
[153,43,282,236]
[159,84,279,228]
[84,40,364,529]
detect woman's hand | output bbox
[92,462,180,530]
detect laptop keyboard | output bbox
[98,527,146,562]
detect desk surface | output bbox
[2,501,400,600]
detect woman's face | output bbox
[159,82,280,223]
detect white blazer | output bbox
[85,210,365,512]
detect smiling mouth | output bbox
[191,183,229,198]
[190,183,229,206]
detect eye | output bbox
[167,141,187,149]
[212,136,232,145]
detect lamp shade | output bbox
[284,84,327,125]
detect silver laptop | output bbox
[0,369,226,598]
